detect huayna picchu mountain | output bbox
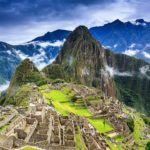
[43,25,150,116]
[43,26,116,97]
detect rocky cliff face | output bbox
[44,26,116,97]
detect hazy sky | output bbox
[0,0,149,44]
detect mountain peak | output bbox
[66,25,93,43]
[135,19,145,23]
[134,19,148,26]
[112,19,123,24]
[32,29,70,42]
[73,25,89,32]
[69,25,90,37]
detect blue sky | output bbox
[0,0,149,44]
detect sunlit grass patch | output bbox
[48,90,69,102]
[113,135,124,142]
[75,126,87,150]
[42,89,92,117]
[88,118,113,133]
[20,146,38,150]
[0,124,9,132]
[106,140,122,150]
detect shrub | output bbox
[126,118,134,132]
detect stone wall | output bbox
[0,136,15,149]
[4,116,26,136]
[25,119,38,142]
[0,113,16,128]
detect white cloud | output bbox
[68,56,73,66]
[140,65,150,75]
[142,51,150,59]
[0,81,10,92]
[0,0,137,44]
[38,39,65,47]
[81,67,90,76]
[15,50,29,60]
[105,65,133,77]
[145,43,150,48]
[37,40,65,47]
[24,40,65,48]
[132,21,147,26]
[123,49,139,56]
[113,44,118,48]
[15,47,56,70]
[7,50,12,55]
[129,43,136,48]
[139,65,150,79]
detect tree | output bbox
[146,141,150,150]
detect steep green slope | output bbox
[105,50,150,116]
[7,58,45,96]
[1,58,47,105]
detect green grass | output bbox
[114,135,124,142]
[41,89,92,117]
[123,106,148,149]
[0,124,9,132]
[75,126,87,150]
[88,118,113,133]
[133,114,145,142]
[49,90,69,102]
[39,84,48,90]
[20,146,38,150]
[106,140,122,150]
[61,86,76,97]
[52,101,68,115]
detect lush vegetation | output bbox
[115,76,150,116]
[75,126,87,150]
[43,64,66,80]
[4,84,32,106]
[88,118,113,133]
[40,86,92,116]
[142,116,150,125]
[20,146,38,150]
[126,118,134,132]
[6,59,47,97]
[106,140,122,150]
[123,106,149,149]
[146,142,150,150]
[0,124,9,132]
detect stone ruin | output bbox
[0,103,77,150]
[0,99,113,150]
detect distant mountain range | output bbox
[0,19,150,89]
[90,19,150,62]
